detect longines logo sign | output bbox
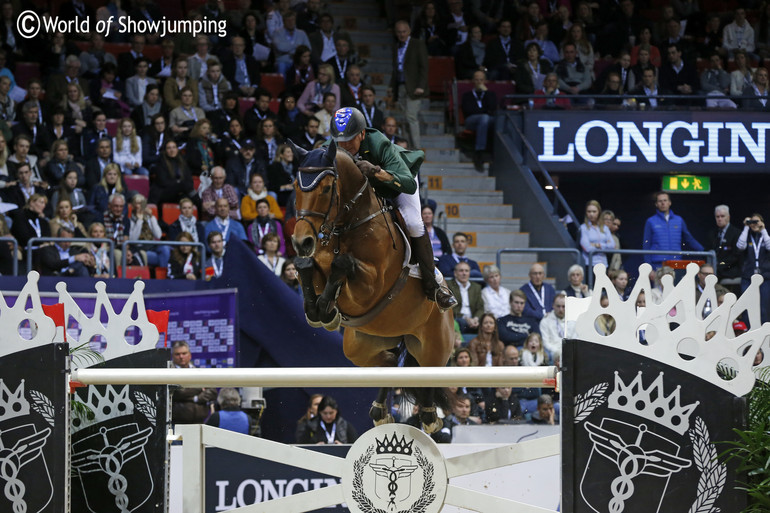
[525,112,770,172]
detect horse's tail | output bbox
[401,349,451,414]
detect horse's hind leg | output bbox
[317,253,356,328]
[295,257,322,327]
[369,387,395,426]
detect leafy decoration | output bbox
[688,416,726,513]
[133,391,157,427]
[573,382,609,423]
[29,390,56,427]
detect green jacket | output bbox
[326,128,423,199]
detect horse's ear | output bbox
[326,139,337,164]
[286,139,308,162]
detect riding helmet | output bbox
[330,107,366,142]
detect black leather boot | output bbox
[411,233,458,310]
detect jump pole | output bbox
[71,366,559,388]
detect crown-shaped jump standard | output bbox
[56,280,160,367]
[573,263,768,397]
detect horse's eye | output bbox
[322,185,331,194]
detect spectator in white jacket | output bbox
[539,293,575,358]
[723,8,758,60]
[113,118,147,175]
[481,265,511,318]
[128,193,170,268]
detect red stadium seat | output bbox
[239,98,255,117]
[261,73,286,98]
[143,45,163,62]
[162,203,181,225]
[154,266,168,279]
[117,266,151,279]
[428,56,455,98]
[105,119,119,137]
[103,42,130,58]
[124,175,150,198]
[15,62,40,89]
[162,203,197,226]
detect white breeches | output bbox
[394,187,424,237]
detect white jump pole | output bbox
[71,366,559,388]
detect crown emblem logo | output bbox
[0,379,30,423]
[375,433,414,456]
[608,371,699,435]
[72,385,134,432]
[570,263,769,397]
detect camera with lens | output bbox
[746,219,759,225]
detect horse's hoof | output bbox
[322,311,342,331]
[374,414,395,427]
[421,418,443,434]
[369,402,386,422]
[305,314,323,328]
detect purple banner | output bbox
[12,289,239,368]
[151,290,239,368]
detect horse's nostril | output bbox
[299,236,315,256]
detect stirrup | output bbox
[432,286,458,312]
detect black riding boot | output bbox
[411,233,458,311]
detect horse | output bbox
[289,139,455,433]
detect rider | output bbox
[329,107,457,310]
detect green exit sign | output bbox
[662,175,710,194]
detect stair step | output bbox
[348,30,393,45]
[424,175,496,191]
[426,191,503,204]
[437,203,513,219]
[444,219,522,232]
[422,148,459,162]
[468,232,530,247]
[420,122,446,136]
[421,135,456,149]
[421,164,486,177]
[419,110,445,123]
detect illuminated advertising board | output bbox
[524,111,770,172]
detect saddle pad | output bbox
[393,223,445,284]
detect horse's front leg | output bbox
[317,253,357,327]
[295,257,322,327]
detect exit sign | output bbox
[662,175,710,194]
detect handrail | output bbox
[586,248,717,286]
[26,238,115,275]
[496,247,582,272]
[121,240,207,280]
[502,92,762,102]
[1,237,18,276]
[506,116,581,229]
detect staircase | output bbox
[326,2,540,290]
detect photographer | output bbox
[737,214,770,324]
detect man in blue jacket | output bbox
[643,192,703,268]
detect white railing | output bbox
[71,366,559,388]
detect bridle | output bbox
[295,151,376,250]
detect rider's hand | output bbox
[356,160,382,179]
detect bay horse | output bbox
[290,140,455,432]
